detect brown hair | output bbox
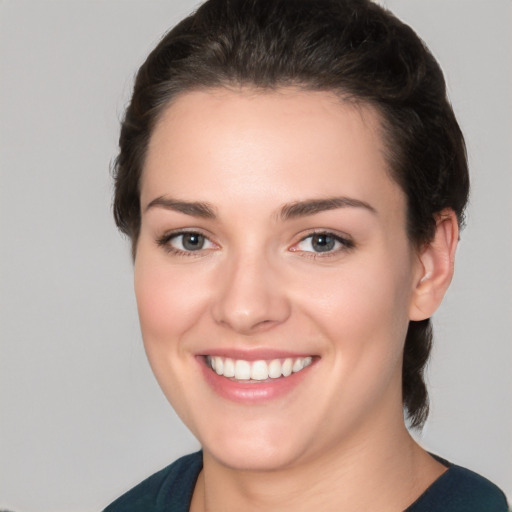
[113,0,469,428]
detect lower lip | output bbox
[198,357,314,404]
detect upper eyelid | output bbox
[295,229,353,244]
[155,228,353,249]
[156,229,217,250]
[158,227,214,241]
[156,231,219,257]
[290,230,355,252]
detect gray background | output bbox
[0,0,510,510]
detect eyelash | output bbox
[156,230,217,257]
[291,231,355,259]
[155,230,355,258]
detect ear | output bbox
[409,209,459,321]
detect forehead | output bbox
[141,87,403,219]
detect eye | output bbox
[292,232,353,254]
[157,231,217,254]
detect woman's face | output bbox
[135,88,423,471]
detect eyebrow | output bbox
[279,197,377,220]
[145,196,217,218]
[144,195,376,220]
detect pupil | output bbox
[183,233,204,251]
[312,234,334,252]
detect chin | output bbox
[207,443,302,472]
[199,418,310,472]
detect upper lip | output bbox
[197,348,317,361]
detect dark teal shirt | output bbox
[103,451,509,511]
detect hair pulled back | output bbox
[113,0,469,428]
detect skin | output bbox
[134,88,458,511]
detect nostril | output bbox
[211,260,292,333]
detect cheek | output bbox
[317,270,412,412]
[132,249,210,430]
[296,251,414,370]
[133,252,208,346]
[307,269,410,334]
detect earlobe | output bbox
[409,209,459,321]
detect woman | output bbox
[104,0,508,510]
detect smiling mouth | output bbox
[205,355,314,381]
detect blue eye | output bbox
[157,231,216,253]
[176,233,206,251]
[294,232,353,254]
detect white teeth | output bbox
[223,358,235,378]
[214,356,224,375]
[268,359,282,379]
[234,360,251,380]
[292,358,304,372]
[251,360,269,381]
[282,358,293,377]
[207,355,313,380]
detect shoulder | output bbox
[102,451,203,512]
[407,458,509,512]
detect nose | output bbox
[211,252,291,335]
